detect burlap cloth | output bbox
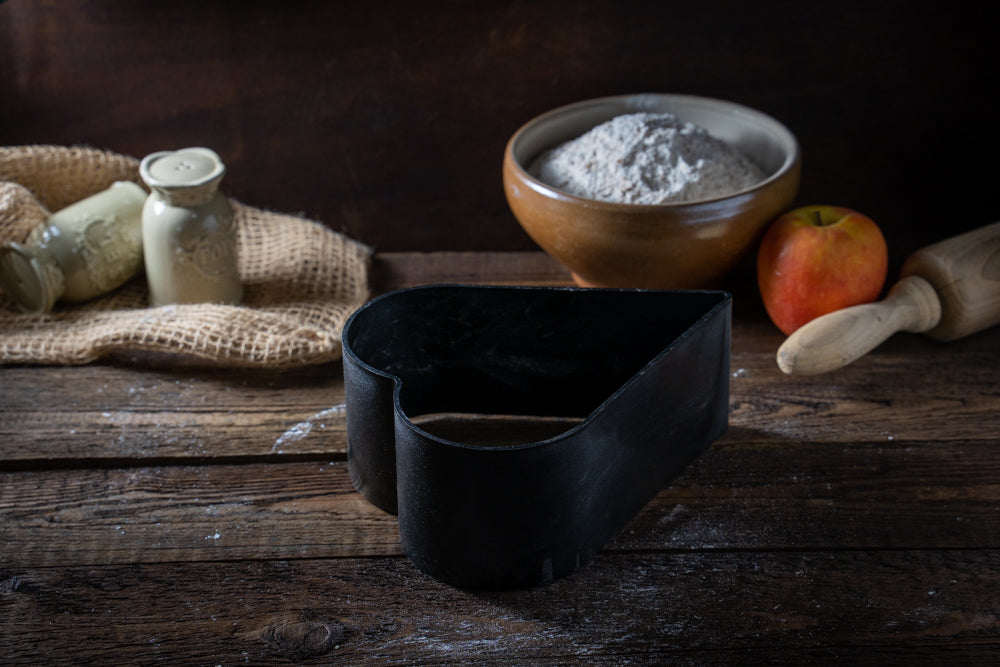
[0,145,373,368]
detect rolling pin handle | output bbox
[776,275,942,375]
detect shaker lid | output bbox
[0,243,56,314]
[140,147,225,188]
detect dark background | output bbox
[2,0,997,271]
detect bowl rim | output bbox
[504,92,801,210]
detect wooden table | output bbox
[2,252,998,664]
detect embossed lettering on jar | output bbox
[0,181,147,313]
[139,147,242,307]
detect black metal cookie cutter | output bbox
[342,284,731,590]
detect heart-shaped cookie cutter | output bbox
[342,285,730,590]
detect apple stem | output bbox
[813,210,829,226]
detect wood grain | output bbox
[901,220,1000,341]
[2,551,997,663]
[1,251,999,662]
[3,432,999,570]
[0,362,348,464]
[2,300,997,465]
[2,2,998,254]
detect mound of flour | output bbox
[528,112,766,204]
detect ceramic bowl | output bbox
[502,93,801,289]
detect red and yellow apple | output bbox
[757,205,889,335]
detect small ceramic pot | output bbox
[0,181,147,313]
[139,147,242,307]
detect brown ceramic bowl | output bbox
[503,93,801,289]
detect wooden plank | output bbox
[2,551,998,663]
[4,1,996,256]
[371,251,573,292]
[3,253,997,466]
[0,251,998,662]
[2,345,998,466]
[3,321,998,465]
[0,462,400,568]
[0,363,349,464]
[627,436,1000,552]
[727,339,1000,444]
[3,434,999,570]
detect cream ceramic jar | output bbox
[0,181,147,313]
[139,147,242,307]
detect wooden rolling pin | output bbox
[777,220,1000,375]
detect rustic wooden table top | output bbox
[2,252,998,664]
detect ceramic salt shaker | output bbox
[0,181,147,313]
[139,147,242,307]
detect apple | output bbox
[757,205,889,336]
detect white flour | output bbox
[529,112,766,204]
